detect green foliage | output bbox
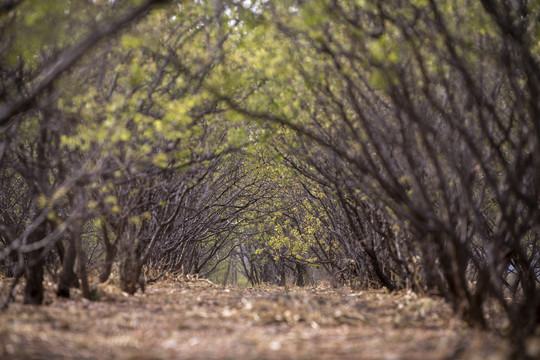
[2,1,539,350]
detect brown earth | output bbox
[0,276,538,359]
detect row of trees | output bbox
[0,0,538,356]
[0,0,261,301]
[215,0,540,355]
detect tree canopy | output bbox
[1,0,539,356]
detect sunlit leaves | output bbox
[121,34,144,50]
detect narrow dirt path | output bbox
[0,278,537,359]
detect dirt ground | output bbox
[0,276,539,359]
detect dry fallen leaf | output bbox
[0,276,532,360]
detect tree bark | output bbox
[99,220,116,283]
[24,221,47,305]
[56,237,79,298]
[73,221,90,299]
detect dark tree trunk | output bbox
[119,232,143,295]
[364,248,396,291]
[55,240,65,265]
[278,264,286,287]
[57,237,79,298]
[295,263,306,287]
[24,221,47,305]
[120,258,143,295]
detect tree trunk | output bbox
[295,263,306,287]
[278,264,286,287]
[223,260,231,286]
[232,257,237,286]
[120,257,142,295]
[73,222,91,299]
[56,237,79,298]
[119,231,143,295]
[24,221,47,305]
[99,220,116,283]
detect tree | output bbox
[1,1,538,356]
[216,0,540,354]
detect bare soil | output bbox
[1,276,538,359]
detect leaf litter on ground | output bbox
[0,275,538,359]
